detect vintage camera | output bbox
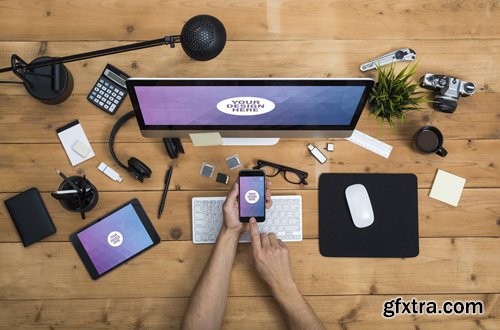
[420,74,475,113]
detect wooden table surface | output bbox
[0,1,499,329]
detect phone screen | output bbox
[239,175,265,220]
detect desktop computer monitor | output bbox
[127,78,374,145]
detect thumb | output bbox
[226,182,239,204]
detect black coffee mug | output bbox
[413,126,448,157]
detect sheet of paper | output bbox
[429,169,466,207]
[189,132,223,146]
[56,120,95,166]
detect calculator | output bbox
[88,64,130,114]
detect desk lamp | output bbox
[0,15,226,104]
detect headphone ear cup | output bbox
[127,166,144,182]
[128,157,152,180]
[164,138,179,159]
[172,138,185,154]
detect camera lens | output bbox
[434,96,457,113]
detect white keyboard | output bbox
[192,196,302,244]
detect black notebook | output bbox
[319,173,419,258]
[4,187,56,246]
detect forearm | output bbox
[272,283,326,330]
[182,227,240,330]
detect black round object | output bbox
[180,15,226,61]
[412,125,447,157]
[58,176,99,213]
[416,130,439,152]
[464,82,475,94]
[128,157,152,182]
[24,56,74,104]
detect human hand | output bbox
[248,218,296,294]
[222,180,273,236]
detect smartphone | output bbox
[238,170,266,222]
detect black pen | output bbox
[158,166,173,219]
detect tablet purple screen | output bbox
[77,204,153,274]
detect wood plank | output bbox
[0,0,498,41]
[0,139,498,193]
[0,92,498,144]
[0,294,498,329]
[1,189,498,243]
[0,39,498,95]
[0,238,498,299]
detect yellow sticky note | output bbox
[189,132,223,147]
[429,169,466,207]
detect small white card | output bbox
[429,169,466,207]
[56,120,95,166]
[189,132,223,146]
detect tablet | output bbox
[70,199,160,279]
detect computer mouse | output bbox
[345,184,374,228]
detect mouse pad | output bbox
[319,173,419,258]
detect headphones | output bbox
[109,111,185,182]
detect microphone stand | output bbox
[0,35,180,104]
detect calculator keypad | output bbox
[88,75,127,114]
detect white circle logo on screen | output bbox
[245,190,260,204]
[216,97,275,116]
[107,231,123,247]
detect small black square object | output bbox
[216,173,229,184]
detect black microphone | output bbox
[180,15,227,61]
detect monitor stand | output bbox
[222,138,280,146]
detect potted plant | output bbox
[368,63,429,128]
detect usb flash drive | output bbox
[98,162,123,182]
[307,144,327,164]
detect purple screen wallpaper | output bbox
[135,85,366,126]
[77,204,153,275]
[239,176,265,217]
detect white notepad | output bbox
[56,120,95,166]
[429,169,466,207]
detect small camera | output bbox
[420,74,475,113]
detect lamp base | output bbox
[21,56,74,105]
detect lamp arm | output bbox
[0,35,180,73]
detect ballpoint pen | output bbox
[158,166,173,219]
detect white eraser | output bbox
[72,140,91,158]
[98,162,123,182]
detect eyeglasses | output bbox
[253,159,309,185]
